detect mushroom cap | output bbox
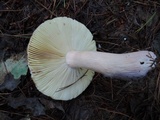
[27,17,96,100]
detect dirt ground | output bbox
[0,0,160,120]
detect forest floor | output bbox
[0,0,160,120]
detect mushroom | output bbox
[27,17,156,100]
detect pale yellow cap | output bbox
[27,17,96,100]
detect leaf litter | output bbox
[0,74,21,91]
[7,95,45,116]
[0,0,160,120]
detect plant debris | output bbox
[0,0,160,120]
[0,112,11,120]
[8,95,45,116]
[0,74,20,91]
[0,52,28,85]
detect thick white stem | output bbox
[66,51,156,79]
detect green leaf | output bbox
[0,52,28,83]
[10,55,28,79]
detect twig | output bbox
[0,9,22,12]
[135,12,156,33]
[35,0,55,16]
[98,107,135,120]
[134,1,160,6]
[0,34,31,38]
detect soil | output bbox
[0,0,160,120]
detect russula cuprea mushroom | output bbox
[27,17,156,100]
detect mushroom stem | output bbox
[66,51,156,79]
